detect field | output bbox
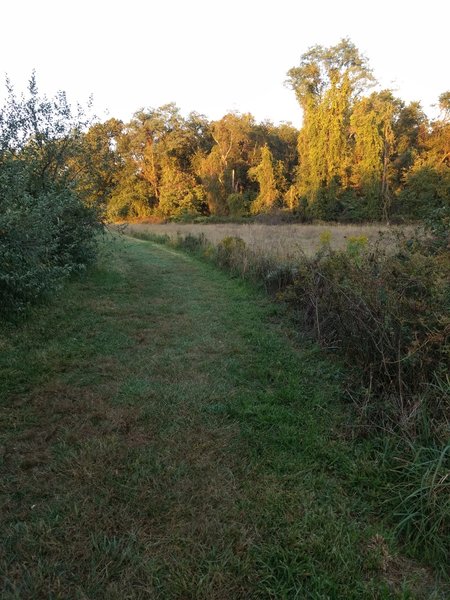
[2,235,446,599]
[124,222,409,258]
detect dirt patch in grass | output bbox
[366,534,443,598]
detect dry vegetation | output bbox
[124,222,409,259]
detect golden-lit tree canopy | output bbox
[55,40,450,223]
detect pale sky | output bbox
[1,0,449,126]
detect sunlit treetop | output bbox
[287,38,375,108]
[438,92,450,120]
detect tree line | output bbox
[74,39,449,222]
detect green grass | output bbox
[0,235,445,598]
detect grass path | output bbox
[0,236,437,598]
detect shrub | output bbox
[0,75,102,316]
[226,193,251,217]
[282,232,450,434]
[319,229,332,246]
[0,187,101,315]
[396,163,450,220]
[216,236,247,269]
[345,235,368,261]
[264,264,298,293]
[174,232,208,253]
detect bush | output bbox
[282,232,450,435]
[0,75,102,316]
[216,236,247,269]
[174,232,208,253]
[395,163,450,220]
[0,187,101,315]
[226,193,251,217]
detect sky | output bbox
[1,0,449,127]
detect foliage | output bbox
[319,229,332,246]
[350,92,397,220]
[158,158,207,218]
[216,236,247,268]
[106,172,153,220]
[62,47,447,225]
[71,118,124,208]
[283,233,449,436]
[346,235,368,258]
[0,189,100,314]
[174,232,208,252]
[286,41,448,222]
[248,145,281,213]
[226,192,251,217]
[397,163,450,218]
[29,42,443,224]
[287,39,374,206]
[0,75,101,315]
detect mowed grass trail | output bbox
[0,236,438,599]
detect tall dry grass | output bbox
[124,222,410,259]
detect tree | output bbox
[287,39,375,210]
[397,92,450,219]
[392,101,428,188]
[252,121,299,199]
[438,91,450,121]
[349,91,399,219]
[196,112,256,214]
[427,92,450,167]
[248,145,280,213]
[72,118,124,207]
[195,147,227,215]
[158,157,206,218]
[103,104,210,219]
[0,72,91,195]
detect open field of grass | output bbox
[124,222,411,259]
[1,235,446,599]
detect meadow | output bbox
[126,221,450,581]
[2,236,448,598]
[124,222,408,259]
